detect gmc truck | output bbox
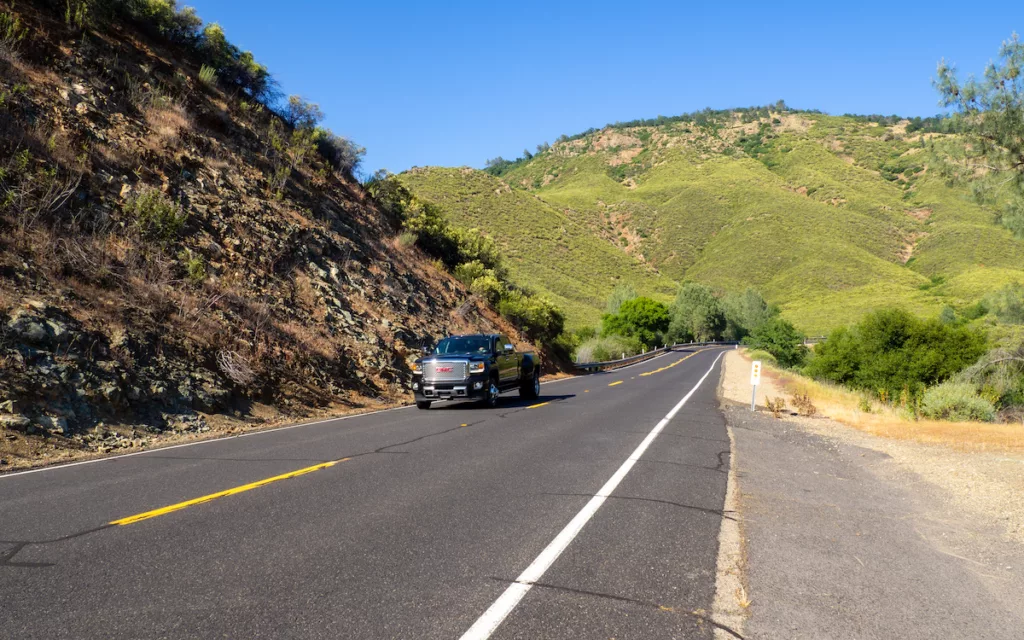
[411,333,541,409]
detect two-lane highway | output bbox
[0,348,733,639]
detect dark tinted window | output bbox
[434,336,492,355]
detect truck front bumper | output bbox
[412,375,489,402]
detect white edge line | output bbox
[458,350,725,640]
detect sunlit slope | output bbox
[398,167,676,328]
[406,112,1024,332]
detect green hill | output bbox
[400,110,1024,334]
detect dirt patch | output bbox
[908,208,933,221]
[591,129,641,152]
[720,350,1024,544]
[899,231,929,263]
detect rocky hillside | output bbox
[0,2,534,470]
[401,110,1024,333]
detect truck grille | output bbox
[424,361,468,382]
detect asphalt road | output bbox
[0,348,732,639]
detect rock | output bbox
[35,416,69,435]
[0,399,18,413]
[120,183,132,199]
[75,102,89,115]
[8,310,48,344]
[0,414,31,430]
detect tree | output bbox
[722,288,778,341]
[284,95,324,130]
[668,283,725,342]
[601,297,669,347]
[936,34,1024,237]
[742,317,807,368]
[605,283,638,315]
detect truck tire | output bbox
[482,376,500,408]
[520,367,540,400]
[416,401,432,410]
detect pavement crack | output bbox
[0,524,114,568]
[487,576,745,639]
[537,492,737,521]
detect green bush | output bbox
[601,296,669,348]
[470,274,504,304]
[742,317,807,368]
[198,64,217,86]
[920,382,996,422]
[453,260,484,285]
[984,282,1024,324]
[805,308,988,401]
[497,291,564,343]
[0,10,28,51]
[576,334,644,363]
[125,188,187,241]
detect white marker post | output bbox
[750,360,762,412]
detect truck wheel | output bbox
[482,378,500,408]
[520,368,540,400]
[416,401,432,410]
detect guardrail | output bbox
[574,341,738,372]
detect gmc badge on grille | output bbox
[436,367,454,373]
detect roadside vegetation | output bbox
[364,171,570,354]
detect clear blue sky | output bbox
[187,0,1019,176]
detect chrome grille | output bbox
[424,360,468,382]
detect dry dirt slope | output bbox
[0,2,535,470]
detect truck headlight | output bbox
[468,362,485,374]
[413,362,423,374]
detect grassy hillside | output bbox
[403,110,1024,334]
[398,167,676,328]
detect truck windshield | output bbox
[434,336,491,355]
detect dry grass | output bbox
[758,356,1024,453]
[144,101,190,148]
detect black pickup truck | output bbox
[411,333,541,409]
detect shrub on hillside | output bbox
[470,274,504,304]
[601,297,669,348]
[497,291,564,343]
[314,130,365,176]
[984,282,1024,324]
[575,334,644,363]
[804,308,988,401]
[742,317,807,368]
[920,382,996,422]
[125,188,187,241]
[955,342,1024,413]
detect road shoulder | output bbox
[715,350,1024,639]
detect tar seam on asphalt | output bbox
[485,576,745,639]
[536,492,737,521]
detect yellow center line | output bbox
[608,381,624,387]
[527,402,549,409]
[109,458,351,526]
[639,348,710,377]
